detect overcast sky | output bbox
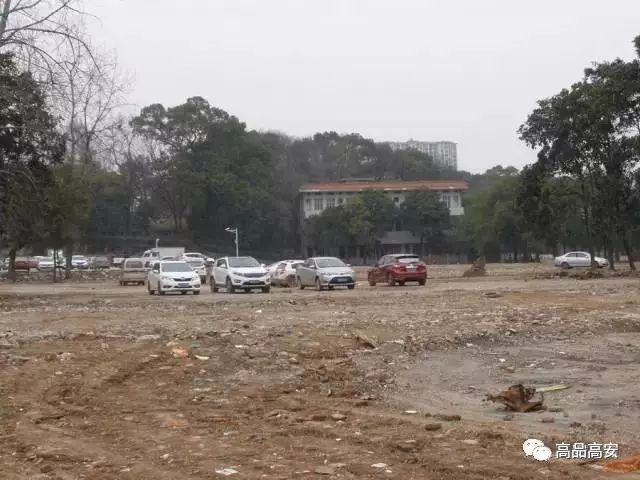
[89,0,639,173]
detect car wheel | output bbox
[561,262,570,269]
[287,276,295,288]
[262,286,270,293]
[315,277,323,291]
[348,284,355,290]
[226,277,235,293]
[297,277,304,290]
[418,279,426,286]
[147,282,154,295]
[328,286,334,290]
[193,290,200,295]
[386,274,396,286]
[210,281,218,293]
[181,291,187,295]
[158,282,165,295]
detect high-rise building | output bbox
[387,140,458,170]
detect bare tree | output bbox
[50,37,129,167]
[0,1,95,74]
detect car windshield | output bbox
[125,260,143,269]
[73,256,86,260]
[229,257,260,268]
[161,262,193,273]
[396,256,420,264]
[317,258,346,268]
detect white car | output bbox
[37,257,56,271]
[554,251,609,269]
[272,260,305,287]
[185,258,207,284]
[71,255,89,269]
[147,261,201,295]
[210,256,270,293]
[184,252,214,262]
[265,261,281,278]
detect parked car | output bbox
[266,262,282,277]
[368,254,427,286]
[71,255,89,270]
[90,256,111,270]
[210,256,270,293]
[142,247,185,264]
[13,257,36,271]
[120,258,146,286]
[272,260,305,287]
[112,256,125,267]
[37,257,56,271]
[296,257,355,291]
[185,258,207,284]
[184,252,214,262]
[147,260,201,295]
[554,252,608,269]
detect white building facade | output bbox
[387,140,458,170]
[299,180,467,219]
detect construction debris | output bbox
[463,257,486,277]
[602,454,640,473]
[485,384,544,412]
[354,331,378,349]
[537,384,569,393]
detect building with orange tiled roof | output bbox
[298,179,469,259]
[299,179,468,220]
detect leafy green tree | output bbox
[465,176,525,261]
[343,190,396,262]
[400,191,451,256]
[520,35,640,269]
[0,53,64,277]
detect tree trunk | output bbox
[0,0,12,40]
[607,228,616,270]
[579,181,596,269]
[7,247,16,282]
[64,244,73,279]
[52,249,58,283]
[621,227,636,271]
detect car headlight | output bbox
[161,275,172,281]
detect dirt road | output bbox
[1,270,639,479]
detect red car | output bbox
[14,257,37,271]
[368,254,427,286]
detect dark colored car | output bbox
[14,257,37,271]
[368,254,427,286]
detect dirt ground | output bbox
[1,264,640,479]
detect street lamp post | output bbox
[225,227,239,257]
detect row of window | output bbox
[305,193,460,211]
[305,197,345,210]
